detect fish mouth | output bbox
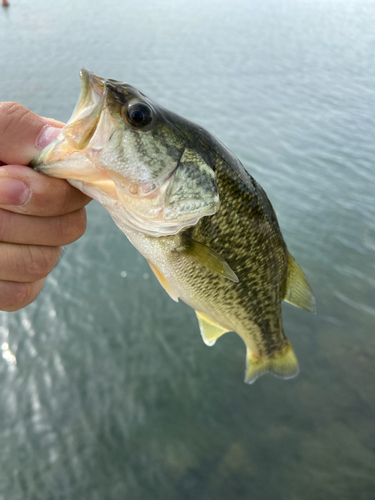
[69,68,106,125]
[31,69,126,218]
[30,68,107,173]
[60,68,106,151]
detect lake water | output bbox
[1,0,375,498]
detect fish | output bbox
[31,68,315,384]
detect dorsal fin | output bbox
[195,311,230,346]
[281,252,315,313]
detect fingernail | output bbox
[37,125,62,150]
[0,179,31,206]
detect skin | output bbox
[0,102,91,312]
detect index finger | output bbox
[0,164,91,216]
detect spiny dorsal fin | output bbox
[177,235,239,283]
[281,252,315,313]
[195,311,230,346]
[245,340,299,384]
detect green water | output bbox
[1,0,375,498]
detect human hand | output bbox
[0,102,91,311]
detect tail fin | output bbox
[245,340,299,384]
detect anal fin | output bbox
[195,311,230,346]
[245,340,299,384]
[147,261,179,302]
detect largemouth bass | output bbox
[31,68,315,384]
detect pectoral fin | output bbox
[147,261,179,302]
[281,252,315,313]
[177,235,239,283]
[195,311,230,346]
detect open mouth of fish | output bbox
[33,68,125,190]
[31,68,114,192]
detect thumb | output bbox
[0,102,64,165]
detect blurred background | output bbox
[1,0,375,498]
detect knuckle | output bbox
[56,181,75,214]
[40,178,71,216]
[57,208,87,243]
[24,246,61,280]
[0,102,32,136]
[2,279,45,312]
[73,208,87,238]
[49,182,89,216]
[0,102,25,116]
[0,209,11,241]
[0,281,32,312]
[32,177,90,218]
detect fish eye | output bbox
[125,102,153,128]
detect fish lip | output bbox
[79,67,106,98]
[66,68,106,125]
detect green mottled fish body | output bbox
[126,156,286,348]
[31,69,315,384]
